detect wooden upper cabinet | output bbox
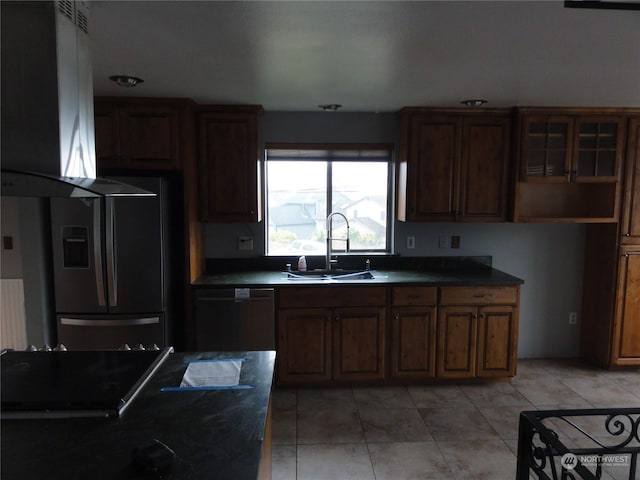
[94,98,183,171]
[514,108,631,223]
[94,104,119,166]
[621,118,640,242]
[461,117,511,220]
[520,114,623,183]
[406,115,458,220]
[398,109,511,222]
[197,107,262,222]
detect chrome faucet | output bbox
[326,212,350,271]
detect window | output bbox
[265,144,393,256]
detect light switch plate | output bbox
[406,236,415,249]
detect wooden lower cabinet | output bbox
[277,285,519,385]
[332,307,386,382]
[277,287,386,385]
[390,287,437,380]
[581,226,640,367]
[438,287,519,379]
[476,305,519,377]
[277,308,332,384]
[437,306,477,378]
[612,249,640,365]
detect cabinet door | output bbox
[407,115,459,221]
[613,250,640,365]
[277,308,332,384]
[437,306,477,378]
[520,116,573,182]
[332,307,386,382]
[94,104,120,169]
[390,306,437,380]
[198,112,259,222]
[573,117,623,183]
[118,105,180,170]
[460,117,510,221]
[476,305,517,377]
[621,118,640,242]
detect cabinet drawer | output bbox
[392,287,437,306]
[279,287,386,308]
[440,286,519,305]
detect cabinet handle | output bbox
[394,314,400,321]
[472,313,478,319]
[626,233,631,237]
[335,314,341,322]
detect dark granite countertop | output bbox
[193,267,524,287]
[193,255,524,288]
[1,351,275,480]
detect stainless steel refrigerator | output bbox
[50,177,172,350]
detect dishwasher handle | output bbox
[197,296,274,302]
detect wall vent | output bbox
[57,0,74,22]
[76,8,88,33]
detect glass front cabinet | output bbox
[514,110,626,222]
[520,115,623,183]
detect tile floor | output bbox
[270,358,640,480]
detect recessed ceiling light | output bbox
[460,99,487,107]
[318,104,342,111]
[109,75,144,87]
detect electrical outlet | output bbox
[451,235,460,249]
[406,236,416,249]
[438,236,449,249]
[238,236,254,251]
[569,312,578,325]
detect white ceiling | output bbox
[90,1,640,112]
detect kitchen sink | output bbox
[285,270,375,281]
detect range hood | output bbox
[0,1,154,198]
[1,170,156,198]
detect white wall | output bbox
[203,111,586,358]
[0,198,55,347]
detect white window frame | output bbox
[264,143,395,256]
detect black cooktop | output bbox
[1,348,172,419]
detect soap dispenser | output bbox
[297,256,307,272]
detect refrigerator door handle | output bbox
[93,200,107,307]
[105,198,118,307]
[60,317,160,327]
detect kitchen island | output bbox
[1,350,275,480]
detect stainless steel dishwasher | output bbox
[195,289,275,351]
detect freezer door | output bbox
[107,177,165,313]
[57,314,165,350]
[51,197,107,313]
